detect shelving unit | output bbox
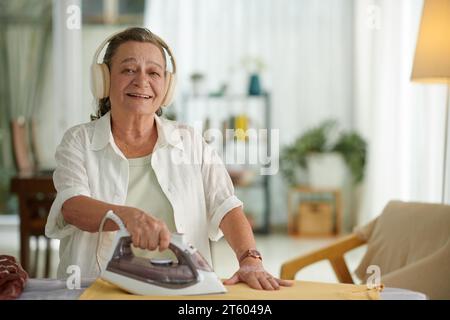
[180,93,272,234]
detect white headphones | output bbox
[90,28,177,107]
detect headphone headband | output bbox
[92,28,176,74]
[91,30,121,67]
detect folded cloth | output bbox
[0,255,28,300]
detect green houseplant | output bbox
[280,120,367,186]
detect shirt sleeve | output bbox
[45,127,91,239]
[201,138,243,242]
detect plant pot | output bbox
[293,167,308,186]
[306,152,348,188]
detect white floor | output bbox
[0,216,366,283]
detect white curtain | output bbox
[144,0,446,227]
[354,0,448,224]
[36,0,83,169]
[144,0,355,139]
[144,0,355,225]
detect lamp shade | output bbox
[411,0,450,83]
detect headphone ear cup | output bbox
[101,64,110,98]
[90,63,110,99]
[161,72,176,107]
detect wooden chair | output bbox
[280,233,366,283]
[10,118,56,278]
[11,117,35,174]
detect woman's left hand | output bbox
[223,258,294,290]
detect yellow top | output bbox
[79,278,381,300]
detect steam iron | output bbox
[100,211,227,296]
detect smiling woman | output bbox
[44,27,292,292]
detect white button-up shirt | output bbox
[45,112,242,279]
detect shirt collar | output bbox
[90,111,184,151]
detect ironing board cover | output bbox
[79,278,381,300]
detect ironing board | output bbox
[79,278,381,300]
[17,278,427,300]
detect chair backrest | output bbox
[354,200,450,299]
[10,175,56,278]
[11,118,36,174]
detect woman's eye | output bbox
[123,69,135,74]
[149,72,160,77]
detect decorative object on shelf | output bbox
[248,73,262,96]
[234,114,249,141]
[209,83,228,97]
[280,120,367,187]
[241,56,266,96]
[190,72,205,96]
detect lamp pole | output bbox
[443,83,450,203]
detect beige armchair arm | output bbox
[280,233,367,283]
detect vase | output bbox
[248,73,262,96]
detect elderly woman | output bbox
[45,27,291,291]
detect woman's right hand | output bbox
[117,208,171,252]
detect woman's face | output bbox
[109,41,166,116]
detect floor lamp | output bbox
[411,0,450,203]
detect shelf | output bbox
[181,93,272,234]
[183,93,269,101]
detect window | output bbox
[82,0,145,25]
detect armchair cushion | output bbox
[354,200,450,299]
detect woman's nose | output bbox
[133,71,150,88]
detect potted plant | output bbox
[280,120,367,187]
[332,132,367,185]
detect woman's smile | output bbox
[126,92,153,99]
